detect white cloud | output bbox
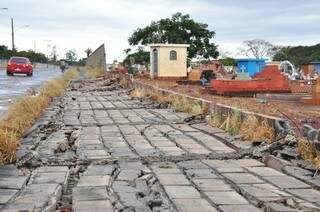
[0,0,319,62]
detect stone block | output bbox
[73,200,113,212]
[232,159,265,167]
[33,172,68,186]
[77,175,111,187]
[185,169,218,179]
[84,165,115,176]
[223,173,265,184]
[263,176,311,189]
[164,186,201,199]
[0,189,18,204]
[0,176,28,189]
[193,179,232,191]
[287,189,320,203]
[156,174,190,186]
[73,186,108,201]
[206,191,249,205]
[0,165,19,177]
[173,198,218,212]
[220,204,262,212]
[246,167,285,177]
[37,166,68,173]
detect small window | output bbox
[170,50,177,60]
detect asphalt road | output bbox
[0,68,61,115]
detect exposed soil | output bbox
[135,77,320,130]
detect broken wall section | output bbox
[86,44,107,71]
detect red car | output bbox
[7,56,33,76]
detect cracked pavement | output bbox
[1,77,320,212]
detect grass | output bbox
[84,67,105,78]
[131,87,206,115]
[0,68,79,164]
[219,110,242,135]
[239,115,275,142]
[169,95,205,115]
[297,138,320,173]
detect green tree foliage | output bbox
[220,57,235,66]
[85,48,92,58]
[123,48,150,66]
[0,45,47,63]
[128,12,219,59]
[273,44,320,66]
[65,49,78,63]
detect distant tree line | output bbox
[273,44,320,66]
[0,45,47,63]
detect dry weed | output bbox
[85,67,105,78]
[239,115,275,142]
[170,95,204,115]
[297,138,318,162]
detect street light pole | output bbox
[11,18,15,51]
[44,40,52,68]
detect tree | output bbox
[239,39,280,59]
[123,48,131,55]
[128,12,219,60]
[85,48,92,58]
[50,46,58,63]
[123,48,150,66]
[65,49,78,63]
[273,43,320,67]
[220,57,235,66]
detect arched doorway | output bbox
[152,48,158,78]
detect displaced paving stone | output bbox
[287,189,320,203]
[156,174,190,186]
[222,173,265,184]
[9,183,62,211]
[37,166,69,173]
[164,186,201,199]
[84,165,115,176]
[246,166,286,177]
[0,176,28,189]
[77,175,111,187]
[265,203,298,212]
[231,159,265,167]
[173,198,218,212]
[73,186,108,201]
[220,204,262,212]
[193,179,233,191]
[0,189,18,204]
[262,176,311,189]
[32,172,68,185]
[185,169,218,179]
[0,165,19,177]
[206,191,249,205]
[73,200,113,212]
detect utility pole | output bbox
[11,18,14,52]
[44,40,52,68]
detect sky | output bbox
[0,0,320,63]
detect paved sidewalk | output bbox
[1,77,320,211]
